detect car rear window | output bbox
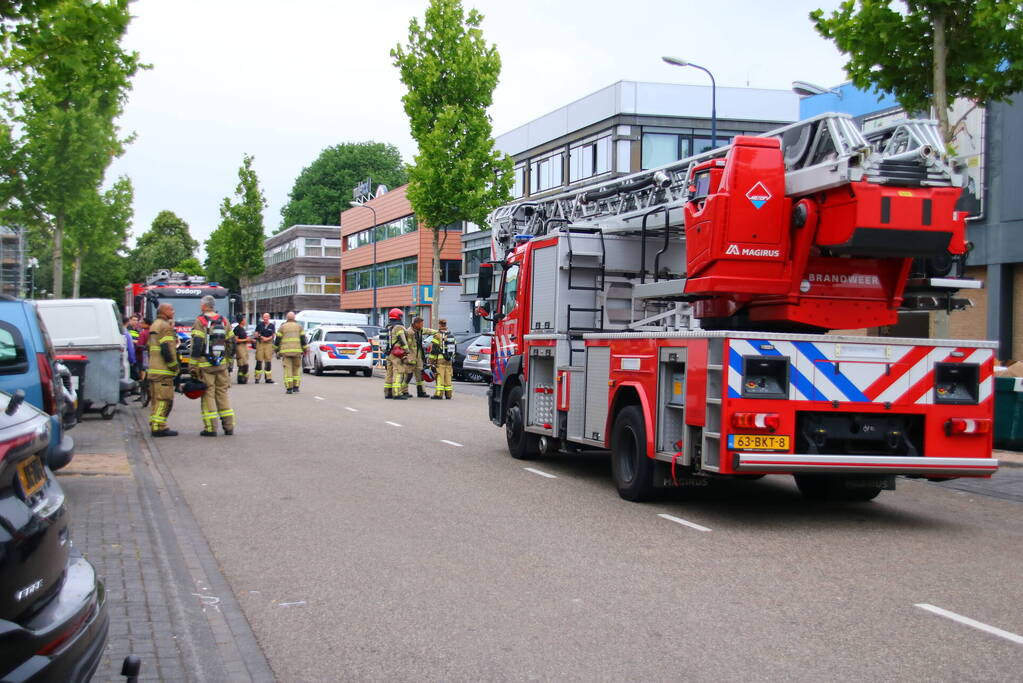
[0,322,28,374]
[324,331,367,343]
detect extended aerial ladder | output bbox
[487,113,977,333]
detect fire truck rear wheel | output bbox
[505,385,540,460]
[794,475,882,502]
[611,405,655,502]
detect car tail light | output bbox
[37,603,95,656]
[480,347,492,354]
[37,353,56,415]
[731,412,780,432]
[945,417,991,436]
[320,344,330,352]
[0,432,39,462]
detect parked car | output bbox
[460,333,493,383]
[0,389,109,680]
[0,296,75,470]
[359,325,382,365]
[303,326,374,376]
[447,333,480,381]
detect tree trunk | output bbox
[431,228,440,326]
[72,253,82,298]
[52,211,64,298]
[932,10,951,144]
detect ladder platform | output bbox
[633,279,689,300]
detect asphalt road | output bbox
[153,372,1023,681]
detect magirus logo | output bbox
[725,244,780,258]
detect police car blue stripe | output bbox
[793,341,870,402]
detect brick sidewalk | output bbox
[57,406,274,682]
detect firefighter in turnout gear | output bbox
[384,308,410,399]
[428,319,454,399]
[275,311,308,394]
[190,295,236,436]
[405,317,437,398]
[234,314,250,384]
[254,312,275,383]
[147,303,179,436]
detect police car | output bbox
[302,325,374,376]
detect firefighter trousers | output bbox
[434,360,453,398]
[149,376,174,432]
[384,355,409,395]
[282,355,302,389]
[255,342,273,380]
[197,367,234,432]
[236,343,250,382]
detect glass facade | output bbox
[344,257,418,291]
[344,214,417,251]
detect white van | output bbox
[35,298,131,418]
[295,310,368,331]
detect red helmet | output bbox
[180,378,207,399]
[388,308,403,320]
[422,366,436,383]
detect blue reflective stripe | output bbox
[750,343,826,401]
[727,348,743,398]
[793,341,869,402]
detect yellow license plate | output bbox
[17,456,47,497]
[728,434,790,451]
[469,354,479,361]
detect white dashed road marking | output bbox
[441,440,463,447]
[345,407,358,412]
[657,513,711,532]
[314,396,325,401]
[915,604,1023,645]
[386,421,402,427]
[524,467,557,479]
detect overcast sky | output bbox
[108,0,849,251]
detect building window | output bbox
[345,214,417,250]
[511,164,526,199]
[464,247,488,275]
[530,151,563,193]
[570,134,612,182]
[305,238,322,256]
[642,133,688,169]
[440,260,461,283]
[343,257,418,291]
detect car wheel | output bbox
[505,385,540,460]
[362,368,372,377]
[465,370,484,383]
[611,405,655,502]
[100,404,116,420]
[314,356,324,376]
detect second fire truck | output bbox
[480,113,998,502]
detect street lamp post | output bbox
[662,56,717,149]
[349,201,378,326]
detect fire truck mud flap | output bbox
[732,453,999,477]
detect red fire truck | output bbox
[480,114,998,502]
[124,270,237,373]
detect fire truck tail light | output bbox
[731,412,780,431]
[945,418,991,436]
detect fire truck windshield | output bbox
[152,294,230,326]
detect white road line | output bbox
[441,439,463,447]
[915,604,1023,645]
[524,467,557,479]
[657,513,711,532]
[386,421,402,427]
[345,406,358,412]
[314,396,325,401]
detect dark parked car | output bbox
[0,296,75,470]
[0,389,108,681]
[451,332,487,382]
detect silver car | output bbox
[460,333,493,382]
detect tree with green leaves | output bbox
[204,154,267,292]
[65,175,133,297]
[1,0,145,298]
[812,0,1023,142]
[392,0,512,321]
[130,210,199,282]
[278,142,407,232]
